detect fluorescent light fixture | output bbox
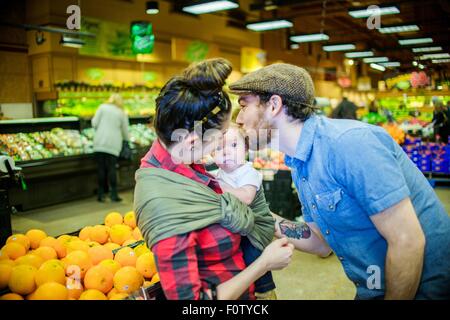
[378,24,419,34]
[363,57,389,63]
[418,64,425,69]
[412,61,418,66]
[349,6,399,18]
[182,0,238,15]
[246,19,293,31]
[379,62,401,67]
[290,33,329,43]
[432,59,450,64]
[146,1,159,14]
[60,35,85,48]
[323,44,355,52]
[370,63,386,71]
[345,51,374,58]
[412,46,442,53]
[290,43,300,50]
[399,38,433,45]
[420,53,450,60]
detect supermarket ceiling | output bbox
[164,0,450,67]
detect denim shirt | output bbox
[285,115,450,299]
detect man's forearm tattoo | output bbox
[279,219,311,239]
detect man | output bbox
[229,63,450,300]
[331,97,357,120]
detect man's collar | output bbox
[293,115,318,162]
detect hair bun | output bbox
[183,58,232,95]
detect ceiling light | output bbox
[60,35,85,48]
[378,24,419,34]
[290,33,329,43]
[349,6,399,18]
[412,46,443,53]
[379,62,401,67]
[412,61,418,66]
[419,53,450,60]
[246,19,293,31]
[347,59,354,66]
[345,51,374,58]
[322,44,355,52]
[399,38,433,45]
[418,64,425,69]
[182,0,239,15]
[290,43,300,50]
[432,59,450,64]
[370,63,386,71]
[146,1,159,14]
[363,57,389,63]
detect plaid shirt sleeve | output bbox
[152,234,210,300]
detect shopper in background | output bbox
[134,58,294,300]
[331,96,358,120]
[230,62,450,300]
[92,93,129,202]
[432,100,450,143]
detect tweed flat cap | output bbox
[229,63,315,106]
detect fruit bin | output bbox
[0,211,165,300]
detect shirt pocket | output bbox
[315,188,343,213]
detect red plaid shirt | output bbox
[140,140,254,300]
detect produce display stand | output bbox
[1,117,151,211]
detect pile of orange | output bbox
[0,211,159,300]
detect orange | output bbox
[89,225,109,244]
[33,282,68,300]
[66,239,90,253]
[86,241,100,248]
[15,254,44,269]
[7,234,31,251]
[113,266,143,294]
[33,246,57,261]
[79,289,107,300]
[25,229,47,249]
[0,259,15,267]
[8,264,37,295]
[84,265,114,294]
[132,227,143,240]
[88,245,113,265]
[122,239,137,247]
[136,252,157,279]
[99,259,121,276]
[40,236,66,259]
[66,278,83,300]
[0,263,13,289]
[105,212,123,227]
[107,287,118,299]
[114,247,137,267]
[109,293,128,300]
[123,211,136,229]
[134,243,150,257]
[78,226,92,241]
[149,273,160,285]
[64,250,92,279]
[35,259,66,286]
[109,224,132,245]
[103,242,120,252]
[0,293,23,300]
[2,242,26,260]
[0,248,9,260]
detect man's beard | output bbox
[246,118,273,151]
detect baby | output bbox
[213,125,276,299]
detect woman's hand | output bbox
[259,237,294,271]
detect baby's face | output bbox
[214,128,247,173]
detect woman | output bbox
[134,58,293,300]
[92,93,129,202]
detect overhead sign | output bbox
[172,38,220,63]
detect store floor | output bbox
[11,187,450,300]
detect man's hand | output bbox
[370,197,425,300]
